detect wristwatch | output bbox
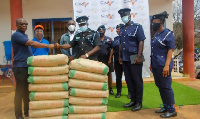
[85,53,89,58]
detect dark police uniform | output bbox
[119,21,146,104]
[112,35,123,93]
[98,36,112,68]
[69,16,102,61]
[151,28,175,112]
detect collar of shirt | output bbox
[155,28,166,37]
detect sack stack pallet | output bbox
[27,54,69,119]
[68,58,109,119]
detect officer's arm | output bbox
[137,41,144,57]
[109,48,114,60]
[87,46,100,57]
[165,49,174,67]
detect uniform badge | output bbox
[76,37,80,39]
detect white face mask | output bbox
[68,25,76,31]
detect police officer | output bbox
[118,8,146,111]
[97,25,114,95]
[150,11,177,118]
[56,16,102,61]
[109,24,131,98]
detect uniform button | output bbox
[124,36,125,37]
[161,56,163,58]
[82,42,83,44]
[153,41,154,43]
[123,42,125,43]
[152,47,153,49]
[125,30,126,31]
[82,48,83,50]
[123,48,125,50]
[83,37,85,39]
[152,53,153,55]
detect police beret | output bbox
[76,16,89,25]
[118,8,131,17]
[152,11,169,20]
[97,25,106,31]
[116,24,124,29]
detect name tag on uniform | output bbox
[130,54,145,64]
[76,37,80,40]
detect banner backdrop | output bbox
[73,0,151,78]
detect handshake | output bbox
[48,43,61,49]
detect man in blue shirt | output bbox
[118,8,146,112]
[31,25,50,56]
[11,18,54,119]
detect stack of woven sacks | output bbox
[68,58,109,119]
[27,54,69,119]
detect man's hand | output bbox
[149,64,152,73]
[134,56,142,64]
[69,56,74,63]
[163,65,169,77]
[55,43,60,48]
[80,55,87,59]
[48,44,55,49]
[119,57,122,64]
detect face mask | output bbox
[121,16,130,24]
[100,33,104,37]
[80,25,88,32]
[152,23,161,31]
[68,25,76,31]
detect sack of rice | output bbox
[70,88,109,98]
[29,107,68,118]
[30,115,68,119]
[68,113,106,119]
[30,91,69,101]
[69,79,107,90]
[28,75,68,84]
[69,70,108,82]
[69,105,107,114]
[29,99,69,109]
[69,96,107,105]
[28,65,69,76]
[69,58,109,74]
[27,54,68,67]
[29,83,68,92]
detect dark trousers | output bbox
[114,61,123,93]
[13,67,29,118]
[152,67,175,112]
[122,61,143,103]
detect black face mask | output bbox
[100,33,105,37]
[152,23,161,31]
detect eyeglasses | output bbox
[19,23,28,26]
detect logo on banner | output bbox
[108,27,115,32]
[100,0,114,6]
[131,13,137,18]
[124,0,137,5]
[101,14,115,19]
[75,2,89,7]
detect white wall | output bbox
[149,0,174,30]
[0,0,11,67]
[23,0,74,40]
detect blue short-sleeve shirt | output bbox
[31,38,50,56]
[11,30,33,67]
[151,28,175,69]
[119,21,146,61]
[112,36,120,61]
